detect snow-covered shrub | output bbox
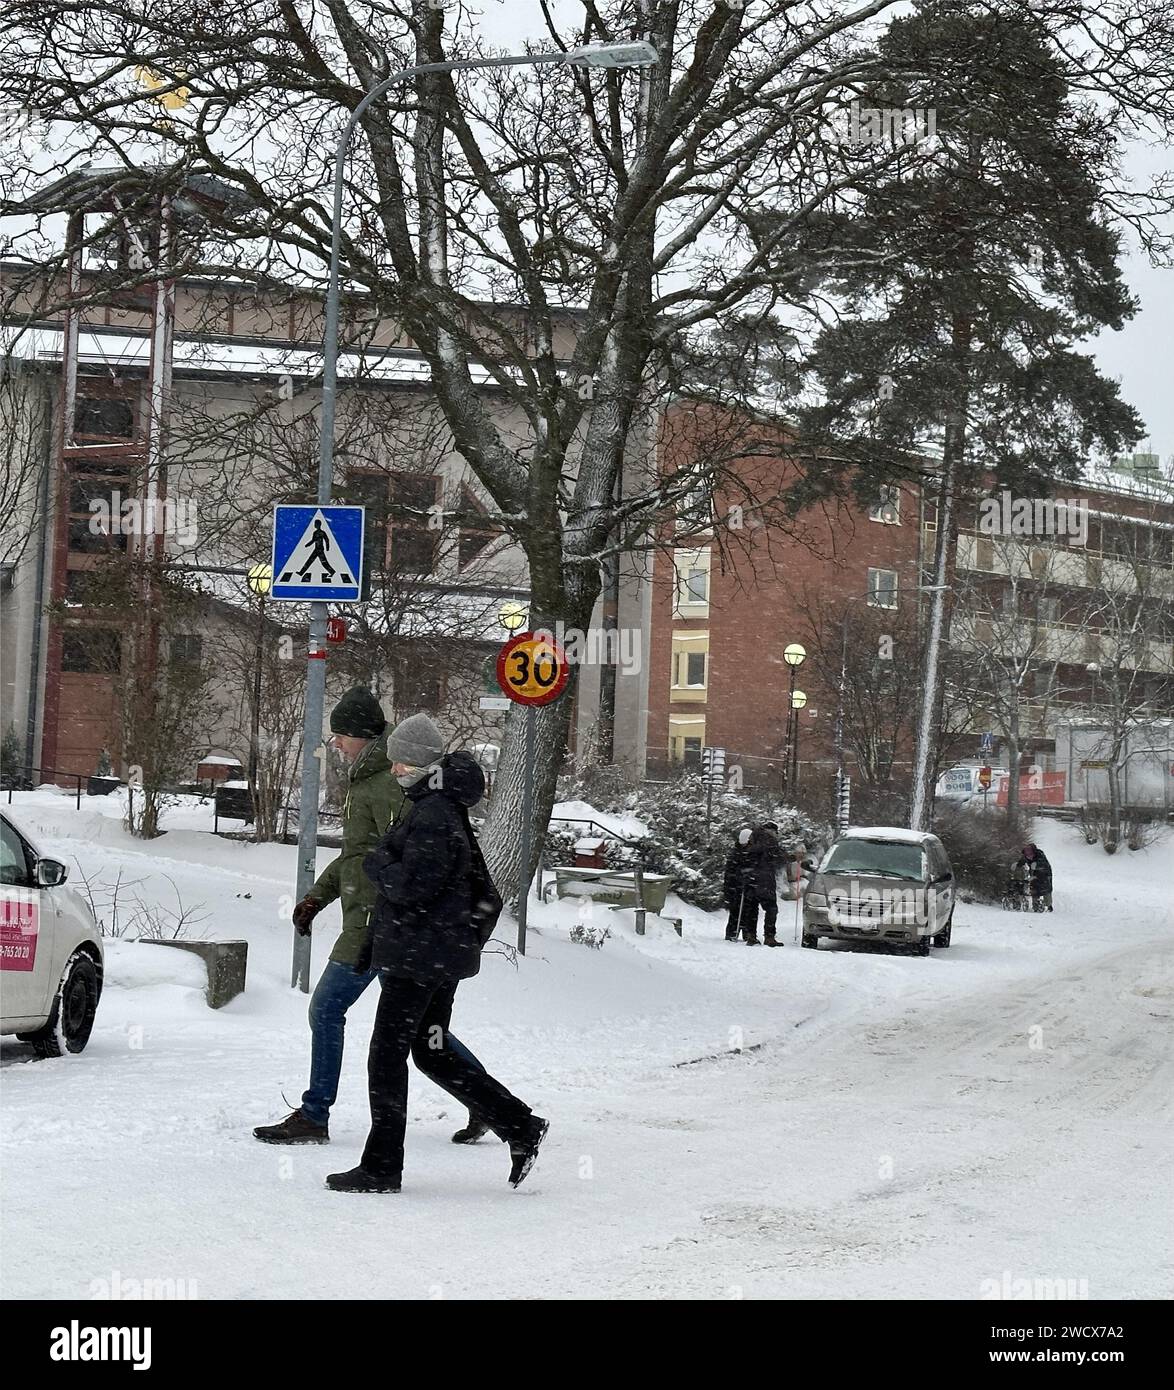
[569,921,611,949]
[627,774,832,911]
[934,805,1033,902]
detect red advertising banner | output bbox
[995,772,1067,807]
[0,895,39,971]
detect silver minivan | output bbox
[801,827,955,956]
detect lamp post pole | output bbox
[782,643,807,798]
[289,40,658,990]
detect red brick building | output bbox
[644,404,927,792]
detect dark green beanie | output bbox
[329,686,387,739]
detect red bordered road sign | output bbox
[496,631,569,707]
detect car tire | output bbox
[801,933,819,949]
[23,951,100,1058]
[933,915,953,949]
[915,936,932,957]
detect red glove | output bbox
[292,895,322,935]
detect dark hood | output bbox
[405,749,486,807]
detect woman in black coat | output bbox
[326,721,548,1194]
[1013,842,1054,910]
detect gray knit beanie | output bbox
[385,712,445,767]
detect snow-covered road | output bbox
[2,792,1171,1299]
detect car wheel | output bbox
[933,915,953,949]
[915,936,932,957]
[801,933,819,949]
[25,951,100,1058]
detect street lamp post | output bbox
[289,40,659,990]
[782,643,806,795]
[790,689,808,792]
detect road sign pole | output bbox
[516,703,536,957]
[292,608,327,989]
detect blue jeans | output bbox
[301,959,485,1126]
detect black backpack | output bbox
[459,807,503,947]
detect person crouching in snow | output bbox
[253,692,488,1148]
[325,714,548,1193]
[724,827,760,943]
[1013,842,1053,911]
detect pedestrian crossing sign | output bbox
[270,505,365,602]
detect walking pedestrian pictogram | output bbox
[270,505,365,601]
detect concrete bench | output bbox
[147,939,248,1008]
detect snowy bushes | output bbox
[933,806,1032,902]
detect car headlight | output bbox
[805,891,827,907]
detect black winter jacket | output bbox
[360,751,486,984]
[723,840,757,908]
[1013,847,1053,894]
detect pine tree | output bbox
[793,0,1145,826]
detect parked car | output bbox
[0,810,103,1055]
[802,827,955,956]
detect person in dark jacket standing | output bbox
[723,828,759,943]
[750,822,783,946]
[254,691,487,1145]
[326,714,547,1194]
[1012,842,1054,910]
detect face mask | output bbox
[396,767,428,789]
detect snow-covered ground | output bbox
[2,789,1171,1300]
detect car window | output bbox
[0,819,35,887]
[821,838,926,881]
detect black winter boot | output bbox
[508,1116,550,1188]
[253,1110,329,1145]
[452,1115,490,1144]
[325,1166,401,1193]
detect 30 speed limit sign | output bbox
[495,631,569,706]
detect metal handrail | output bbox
[4,764,89,810]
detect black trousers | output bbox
[760,897,778,938]
[725,890,758,939]
[362,973,533,1180]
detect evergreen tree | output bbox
[793,0,1145,824]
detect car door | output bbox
[0,816,56,1025]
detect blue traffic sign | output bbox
[270,505,365,602]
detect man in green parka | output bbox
[253,690,492,1146]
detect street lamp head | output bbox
[791,690,808,710]
[247,562,272,597]
[565,41,659,69]
[499,599,528,633]
[783,642,807,667]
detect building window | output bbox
[61,628,122,674]
[73,395,135,442]
[681,736,702,765]
[682,651,706,687]
[868,485,901,524]
[171,634,202,667]
[674,555,709,606]
[457,485,499,569]
[390,474,440,575]
[391,649,442,715]
[867,567,898,609]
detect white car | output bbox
[0,810,103,1056]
